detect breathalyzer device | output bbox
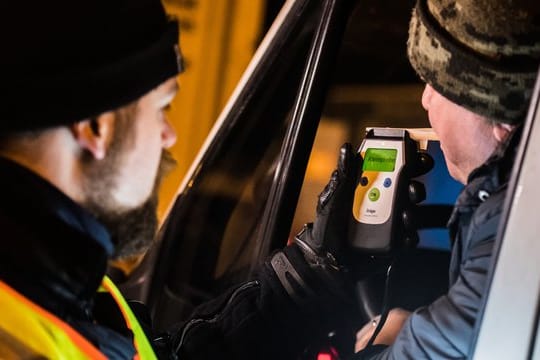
[349,128,426,253]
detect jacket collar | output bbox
[0,156,114,319]
[448,126,522,233]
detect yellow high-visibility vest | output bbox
[0,276,156,360]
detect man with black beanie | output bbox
[353,0,540,358]
[0,1,363,359]
[0,0,183,357]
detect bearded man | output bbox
[0,1,360,358]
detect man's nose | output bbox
[421,84,433,111]
[162,118,177,148]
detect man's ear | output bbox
[493,123,515,144]
[71,113,115,160]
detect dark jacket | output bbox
[0,157,139,358]
[357,129,520,359]
[0,156,351,359]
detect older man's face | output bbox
[421,84,499,184]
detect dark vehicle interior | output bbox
[118,0,464,357]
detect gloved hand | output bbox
[266,143,361,314]
[294,142,361,267]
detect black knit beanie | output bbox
[0,0,182,133]
[407,0,540,124]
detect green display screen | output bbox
[362,148,398,172]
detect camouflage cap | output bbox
[407,0,540,124]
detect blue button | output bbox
[383,178,392,188]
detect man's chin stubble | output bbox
[86,149,177,261]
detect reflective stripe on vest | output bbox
[0,277,156,360]
[0,280,106,359]
[100,276,157,360]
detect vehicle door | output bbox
[119,1,460,356]
[470,68,540,360]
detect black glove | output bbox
[265,143,361,316]
[294,142,361,267]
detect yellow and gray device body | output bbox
[350,128,420,253]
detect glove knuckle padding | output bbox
[266,246,358,321]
